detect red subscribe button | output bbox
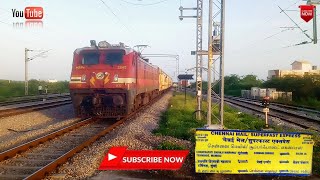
[99,147,189,170]
[24,7,43,19]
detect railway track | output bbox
[0,98,72,118]
[227,96,320,117]
[224,97,320,132]
[0,94,70,107]
[226,96,320,121]
[0,91,168,180]
[187,91,320,131]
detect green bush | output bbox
[0,79,70,101]
[154,93,266,142]
[156,141,186,150]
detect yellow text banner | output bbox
[195,129,314,175]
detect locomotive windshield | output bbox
[104,52,124,65]
[82,52,100,65]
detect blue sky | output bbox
[0,0,319,81]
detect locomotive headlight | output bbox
[113,95,124,106]
[81,74,86,82]
[114,74,118,82]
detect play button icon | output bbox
[108,153,117,161]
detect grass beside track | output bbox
[153,92,320,176]
[153,92,265,142]
[275,98,320,111]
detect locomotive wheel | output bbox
[134,96,140,110]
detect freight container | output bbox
[250,87,259,99]
[266,88,277,99]
[273,91,292,101]
[284,92,292,101]
[241,90,251,99]
[258,88,267,98]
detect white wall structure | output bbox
[48,79,58,83]
[268,60,320,79]
[291,61,312,71]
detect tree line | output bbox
[0,79,69,101]
[191,74,320,102]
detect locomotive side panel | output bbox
[136,58,159,95]
[159,69,172,91]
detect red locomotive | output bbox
[69,40,172,118]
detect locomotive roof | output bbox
[74,46,170,79]
[74,46,133,55]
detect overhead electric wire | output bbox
[117,0,170,6]
[0,8,10,13]
[284,0,301,10]
[28,49,52,61]
[264,29,291,40]
[230,1,315,54]
[265,0,300,23]
[0,20,10,26]
[277,5,313,41]
[98,0,133,33]
[263,14,317,41]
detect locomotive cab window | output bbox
[81,52,100,65]
[104,51,124,65]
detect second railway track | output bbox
[227,96,320,117]
[224,97,320,132]
[0,94,70,107]
[0,98,72,118]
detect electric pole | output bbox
[206,0,225,129]
[207,0,213,126]
[25,48,28,95]
[24,48,51,96]
[307,0,319,44]
[179,0,203,120]
[220,0,226,128]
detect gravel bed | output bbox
[0,104,80,152]
[0,120,115,178]
[46,92,193,179]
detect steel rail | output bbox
[26,90,169,180]
[0,89,170,180]
[226,96,320,122]
[224,98,320,132]
[0,99,72,118]
[0,94,70,107]
[0,118,95,161]
[227,96,320,115]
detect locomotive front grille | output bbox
[77,106,126,118]
[93,106,127,117]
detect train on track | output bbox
[69,40,172,119]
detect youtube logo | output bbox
[12,7,44,19]
[108,153,117,161]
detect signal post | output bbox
[262,96,271,129]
